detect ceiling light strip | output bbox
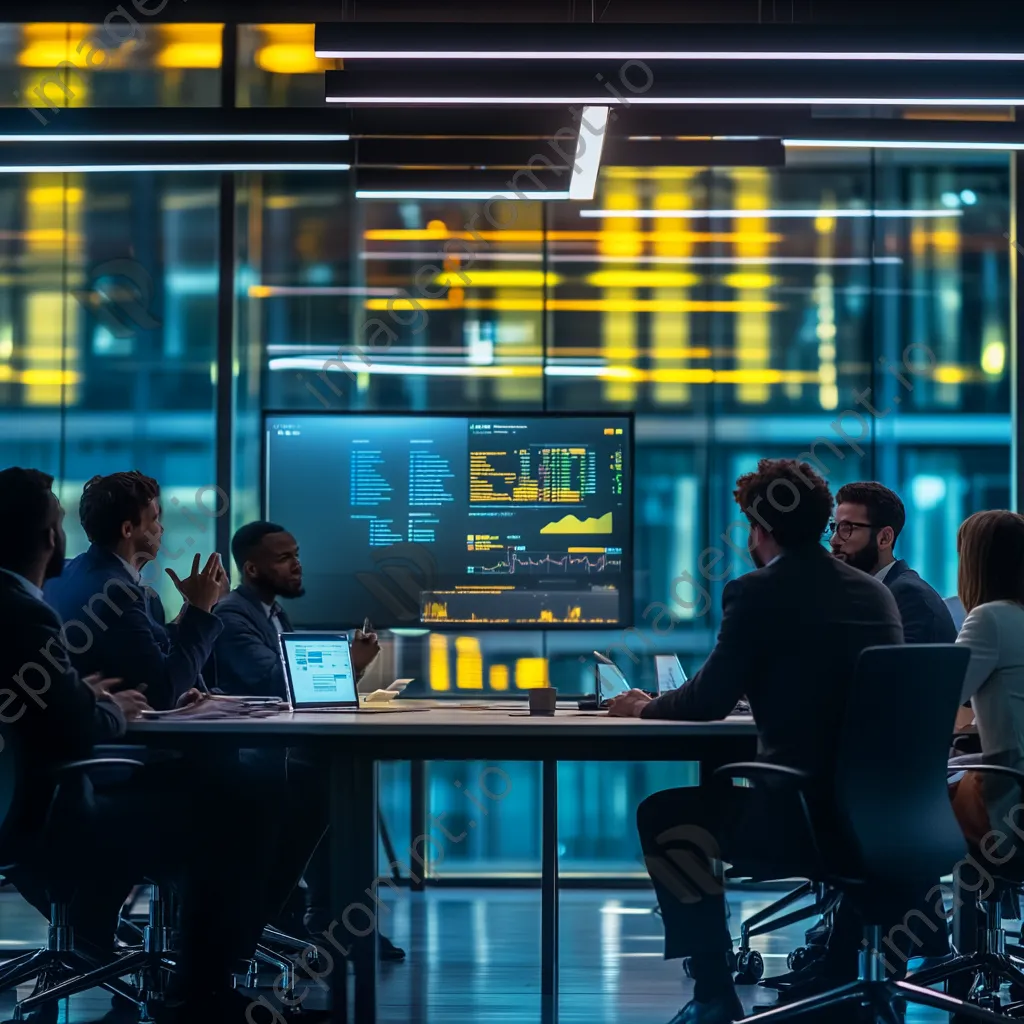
[580,207,964,219]
[0,134,351,143]
[0,164,352,173]
[569,106,609,201]
[354,189,570,200]
[316,48,1024,62]
[784,138,1024,150]
[328,95,1024,107]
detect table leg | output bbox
[329,750,379,1024]
[541,758,559,1024]
[410,760,427,891]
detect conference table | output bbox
[127,704,758,1024]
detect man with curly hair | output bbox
[610,458,904,1024]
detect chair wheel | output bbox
[787,946,820,972]
[734,949,764,984]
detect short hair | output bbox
[79,471,160,547]
[733,458,833,550]
[0,467,56,568]
[957,510,1024,613]
[231,520,287,573]
[835,481,906,545]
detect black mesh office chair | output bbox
[0,745,165,1022]
[905,759,1024,1013]
[720,644,1006,1024]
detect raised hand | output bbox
[166,552,225,613]
[351,629,381,677]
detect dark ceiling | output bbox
[21,0,1024,27]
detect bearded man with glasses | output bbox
[830,481,956,644]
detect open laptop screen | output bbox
[655,655,688,695]
[280,633,358,709]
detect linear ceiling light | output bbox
[0,134,350,143]
[355,189,569,200]
[314,24,1024,62]
[784,138,1024,150]
[0,164,352,173]
[319,48,1024,61]
[328,94,1024,107]
[569,107,608,201]
[580,207,965,219]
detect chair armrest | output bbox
[947,762,1024,786]
[949,754,984,769]
[54,758,145,776]
[714,762,812,787]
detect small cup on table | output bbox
[528,687,557,716]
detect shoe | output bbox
[666,995,743,1023]
[303,908,405,961]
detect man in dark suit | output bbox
[609,459,905,1024]
[830,481,957,644]
[0,468,280,1021]
[214,522,404,957]
[43,471,227,710]
[214,520,379,698]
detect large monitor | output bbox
[263,413,633,629]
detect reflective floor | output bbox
[0,886,952,1022]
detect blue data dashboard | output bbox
[264,414,633,629]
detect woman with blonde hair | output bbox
[951,509,1024,844]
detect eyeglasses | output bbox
[828,519,874,541]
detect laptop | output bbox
[594,653,631,703]
[279,633,425,713]
[654,654,688,695]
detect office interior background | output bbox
[0,8,1015,877]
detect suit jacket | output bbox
[43,545,222,711]
[881,559,958,645]
[0,572,125,841]
[642,543,905,788]
[213,585,292,699]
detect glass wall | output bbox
[0,171,219,609]
[0,55,1009,872]
[235,147,1012,874]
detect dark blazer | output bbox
[213,585,292,699]
[642,544,904,787]
[881,559,958,645]
[43,545,222,711]
[0,571,125,840]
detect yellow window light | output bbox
[515,657,549,689]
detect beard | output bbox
[839,536,879,575]
[281,586,306,599]
[44,533,66,581]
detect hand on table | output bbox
[166,553,227,613]
[85,675,151,721]
[175,687,206,709]
[607,689,653,718]
[352,629,380,676]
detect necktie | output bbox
[268,602,284,634]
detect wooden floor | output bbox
[0,886,951,1022]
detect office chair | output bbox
[728,881,839,985]
[905,760,1024,1013]
[0,752,165,1023]
[720,644,1006,1024]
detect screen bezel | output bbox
[279,631,358,709]
[261,410,636,631]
